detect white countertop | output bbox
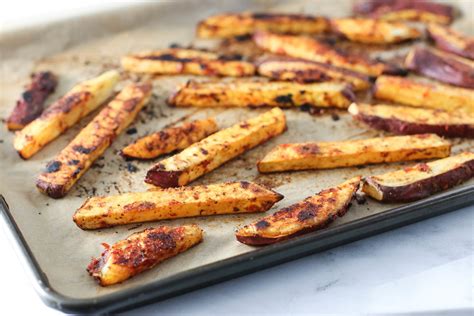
[1,206,472,315]
[1,1,473,315]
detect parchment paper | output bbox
[0,0,472,299]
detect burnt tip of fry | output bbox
[36,178,67,199]
[145,167,183,188]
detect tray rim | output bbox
[1,185,473,314]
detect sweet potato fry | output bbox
[427,23,474,60]
[145,108,286,187]
[330,18,421,44]
[168,79,354,109]
[121,118,218,160]
[348,103,474,138]
[373,75,474,114]
[196,12,329,38]
[253,31,403,76]
[121,48,255,77]
[257,134,451,173]
[74,181,283,229]
[363,152,474,203]
[13,70,120,159]
[353,0,455,25]
[257,57,371,91]
[36,83,152,198]
[6,71,58,131]
[236,177,361,246]
[405,46,474,89]
[88,225,203,286]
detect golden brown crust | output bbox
[87,225,203,286]
[257,134,451,173]
[145,108,287,187]
[121,118,218,159]
[13,70,120,159]
[197,12,329,38]
[257,57,371,91]
[121,48,255,77]
[427,23,474,60]
[168,79,355,109]
[236,177,361,245]
[363,152,474,202]
[373,75,474,114]
[405,46,474,89]
[353,0,455,25]
[348,103,474,138]
[36,83,152,198]
[6,71,58,131]
[253,31,403,76]
[74,181,283,229]
[330,18,421,44]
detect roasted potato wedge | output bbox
[427,23,474,60]
[197,12,329,38]
[258,134,451,173]
[168,80,354,109]
[236,177,361,246]
[36,83,152,198]
[88,225,203,286]
[257,57,371,91]
[405,46,474,89]
[349,103,474,138]
[253,31,403,76]
[13,70,120,159]
[121,118,218,160]
[363,152,474,203]
[373,76,474,114]
[145,108,286,187]
[330,18,421,44]
[121,48,255,77]
[6,71,58,131]
[74,181,283,229]
[353,0,454,25]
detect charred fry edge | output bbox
[145,108,287,187]
[74,181,284,229]
[36,83,152,198]
[87,225,203,286]
[196,12,329,38]
[120,118,219,160]
[13,70,120,159]
[236,177,361,246]
[252,31,405,77]
[257,134,451,173]
[121,48,256,76]
[167,79,355,109]
[6,71,58,130]
[256,57,371,91]
[363,153,474,203]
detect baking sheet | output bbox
[0,0,473,306]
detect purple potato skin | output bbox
[354,113,474,138]
[365,159,474,203]
[405,47,474,89]
[427,28,474,60]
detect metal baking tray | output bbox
[1,0,473,313]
